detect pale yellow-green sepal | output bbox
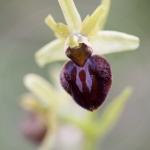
[58,0,82,32]
[95,87,133,139]
[82,15,90,24]
[35,39,68,67]
[90,31,140,55]
[23,74,59,108]
[99,0,111,30]
[45,15,71,40]
[80,6,105,37]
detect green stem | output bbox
[37,110,58,150]
[82,136,97,150]
[37,129,57,150]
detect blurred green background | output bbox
[0,0,150,150]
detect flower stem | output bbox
[38,110,58,150]
[82,136,97,150]
[37,129,56,150]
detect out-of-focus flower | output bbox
[20,113,47,143]
[21,74,133,148]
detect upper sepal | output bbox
[58,0,82,32]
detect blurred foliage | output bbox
[21,72,133,150]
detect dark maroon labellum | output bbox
[60,43,112,111]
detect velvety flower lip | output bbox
[35,0,140,67]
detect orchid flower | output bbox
[20,0,139,148]
[34,0,139,111]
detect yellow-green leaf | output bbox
[58,0,82,32]
[95,87,133,138]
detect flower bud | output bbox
[20,113,47,143]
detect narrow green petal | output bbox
[35,39,68,67]
[45,15,71,39]
[82,15,90,24]
[58,0,82,32]
[81,6,105,37]
[24,74,58,107]
[90,31,140,55]
[99,0,111,30]
[96,87,133,139]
